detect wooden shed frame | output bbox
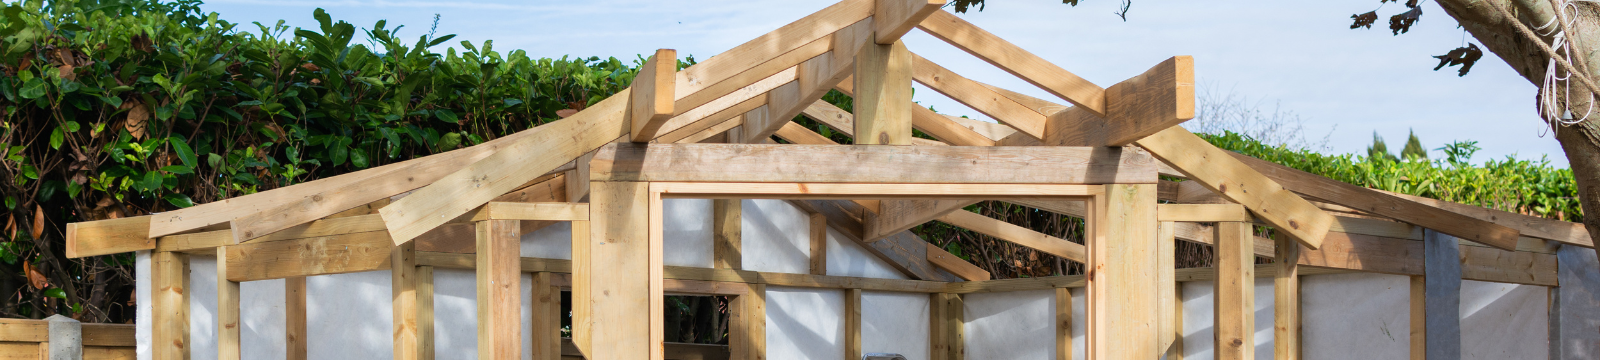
[61,0,1588,359]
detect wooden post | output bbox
[1410,275,1425,360]
[477,219,522,360]
[1087,184,1158,360]
[809,213,827,275]
[571,219,592,356]
[845,288,863,360]
[1055,287,1072,360]
[582,181,661,360]
[929,293,963,360]
[730,283,767,360]
[532,272,561,360]
[853,40,913,145]
[418,266,435,360]
[286,276,307,360]
[1274,234,1301,360]
[1157,221,1177,356]
[714,199,742,269]
[1214,221,1255,360]
[392,242,420,360]
[1170,284,1185,360]
[1424,229,1462,360]
[152,251,190,360]
[216,248,240,360]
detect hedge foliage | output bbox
[0,0,1580,322]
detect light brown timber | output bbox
[925,242,990,280]
[1409,276,1425,360]
[874,0,944,43]
[714,199,743,270]
[1087,184,1158,359]
[811,213,829,275]
[217,247,241,360]
[1056,287,1072,360]
[152,251,190,360]
[1215,221,1255,360]
[392,241,420,360]
[65,216,154,258]
[1158,204,1251,222]
[1044,56,1194,147]
[845,288,863,360]
[630,49,678,143]
[417,267,435,360]
[532,272,562,360]
[224,230,394,282]
[1274,234,1301,360]
[853,39,914,145]
[584,181,660,359]
[936,209,1086,263]
[911,53,1047,139]
[916,10,1105,114]
[286,277,307,360]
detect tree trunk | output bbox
[1437,0,1600,252]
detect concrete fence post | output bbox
[44,314,81,360]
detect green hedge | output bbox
[0,0,1579,322]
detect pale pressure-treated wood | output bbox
[216,248,241,360]
[592,142,1158,184]
[916,10,1105,114]
[1087,184,1158,360]
[65,216,153,258]
[823,85,996,146]
[477,220,522,360]
[631,49,678,143]
[152,251,190,360]
[936,210,1086,263]
[714,199,742,270]
[845,288,864,360]
[775,121,840,145]
[1157,222,1177,357]
[224,230,394,282]
[742,19,874,143]
[1457,243,1558,286]
[925,242,990,280]
[532,272,562,360]
[669,0,869,115]
[1135,126,1333,249]
[583,181,662,360]
[866,199,978,242]
[1409,275,1425,360]
[286,277,307,360]
[1377,189,1590,247]
[803,199,962,281]
[729,283,767,360]
[1229,153,1521,251]
[657,78,777,144]
[911,54,1047,139]
[1157,204,1251,222]
[1169,283,1185,360]
[1214,221,1255,360]
[1056,287,1072,360]
[853,39,914,145]
[380,89,632,246]
[811,213,829,275]
[1296,232,1423,276]
[1044,56,1195,147]
[569,220,592,356]
[1274,234,1301,360]
[417,266,435,360]
[392,242,421,360]
[461,202,590,223]
[929,293,955,360]
[655,182,1100,200]
[875,0,944,43]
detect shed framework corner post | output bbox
[152,250,191,360]
[1087,183,1159,360]
[392,241,420,360]
[580,181,662,360]
[477,219,522,360]
[1214,221,1255,360]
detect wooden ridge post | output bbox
[477,220,522,360]
[1087,184,1158,360]
[152,251,190,360]
[1214,221,1255,360]
[853,39,913,145]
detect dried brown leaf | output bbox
[1390,7,1422,35]
[1351,11,1378,29]
[24,262,47,290]
[124,102,149,139]
[31,205,43,240]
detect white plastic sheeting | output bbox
[742,199,812,274]
[1302,273,1410,360]
[1178,278,1275,360]
[861,291,930,359]
[764,286,844,360]
[662,199,714,267]
[430,268,536,360]
[135,251,151,360]
[1459,280,1547,359]
[825,226,906,280]
[306,270,395,360]
[963,289,1056,359]
[521,220,572,260]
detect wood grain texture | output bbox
[830,79,998,146]
[1056,287,1072,360]
[925,242,990,280]
[224,231,393,282]
[1457,242,1558,286]
[1378,189,1590,247]
[1136,126,1333,249]
[1408,275,1425,360]
[670,0,870,113]
[583,182,659,360]
[912,53,1046,139]
[916,10,1105,114]
[810,213,829,275]
[630,49,678,142]
[1044,56,1194,147]
[152,251,190,360]
[593,142,1158,184]
[1274,234,1301,360]
[714,199,742,270]
[1157,222,1177,357]
[1296,232,1422,276]
[417,266,435,360]
[66,216,154,258]
[1214,222,1254,360]
[286,277,306,360]
[1087,184,1158,360]
[875,0,944,43]
[532,272,561,360]
[845,288,863,360]
[866,199,978,242]
[936,209,1086,263]
[1157,204,1251,222]
[392,242,420,360]
[477,220,522,360]
[217,247,241,360]
[1230,153,1520,251]
[854,39,914,145]
[803,199,960,281]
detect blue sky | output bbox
[198,0,1568,167]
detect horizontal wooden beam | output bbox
[942,275,1083,294]
[66,216,154,258]
[1296,231,1422,276]
[461,202,590,223]
[629,49,678,142]
[803,199,962,282]
[417,252,951,293]
[1157,204,1251,222]
[875,0,945,44]
[653,182,1100,199]
[592,142,1158,184]
[1044,56,1194,147]
[225,230,394,282]
[916,10,1106,115]
[830,81,996,146]
[1378,189,1589,248]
